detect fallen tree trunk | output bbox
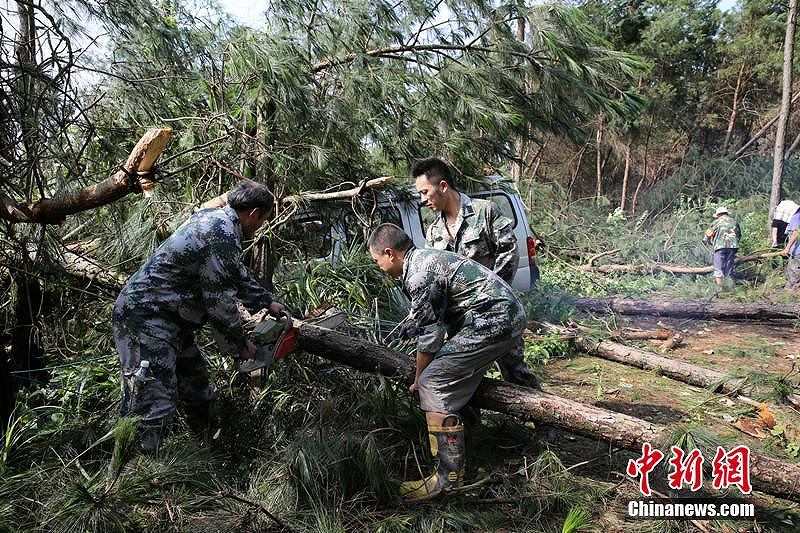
[578,251,784,276]
[570,333,746,395]
[570,296,800,320]
[612,329,672,341]
[547,323,800,410]
[297,321,661,448]
[1,128,172,224]
[295,320,800,501]
[198,176,397,211]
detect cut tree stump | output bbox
[658,333,683,353]
[570,296,800,320]
[295,320,800,501]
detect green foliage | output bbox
[639,152,800,215]
[524,332,572,367]
[275,239,402,320]
[562,506,592,533]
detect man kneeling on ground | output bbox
[367,223,526,499]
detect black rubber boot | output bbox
[400,415,466,500]
[183,400,214,441]
[139,419,166,455]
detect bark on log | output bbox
[295,320,800,501]
[296,321,660,448]
[569,334,747,396]
[612,329,672,341]
[577,251,784,276]
[0,128,172,224]
[570,297,800,320]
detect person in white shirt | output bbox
[772,200,800,247]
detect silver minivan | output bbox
[378,180,538,291]
[277,179,539,292]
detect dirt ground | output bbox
[532,315,800,532]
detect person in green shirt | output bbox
[703,206,741,289]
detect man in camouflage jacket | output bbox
[113,181,285,452]
[368,223,526,499]
[413,157,536,387]
[703,206,741,289]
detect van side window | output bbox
[471,192,517,228]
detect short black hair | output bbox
[227,180,275,214]
[411,157,455,189]
[367,223,413,253]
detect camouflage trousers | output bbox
[418,336,519,414]
[113,303,214,451]
[787,258,800,289]
[496,338,538,388]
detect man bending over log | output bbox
[113,180,285,453]
[367,223,526,500]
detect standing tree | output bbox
[770,0,798,219]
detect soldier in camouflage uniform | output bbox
[412,157,537,387]
[703,206,741,289]
[368,223,526,499]
[113,181,285,453]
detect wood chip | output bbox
[658,333,684,353]
[732,419,771,439]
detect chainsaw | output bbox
[239,310,298,374]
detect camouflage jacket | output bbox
[402,247,526,355]
[425,193,518,284]
[115,206,273,356]
[703,214,741,251]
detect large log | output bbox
[570,296,800,320]
[1,128,172,224]
[295,321,800,501]
[569,333,745,395]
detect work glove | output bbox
[399,322,419,340]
